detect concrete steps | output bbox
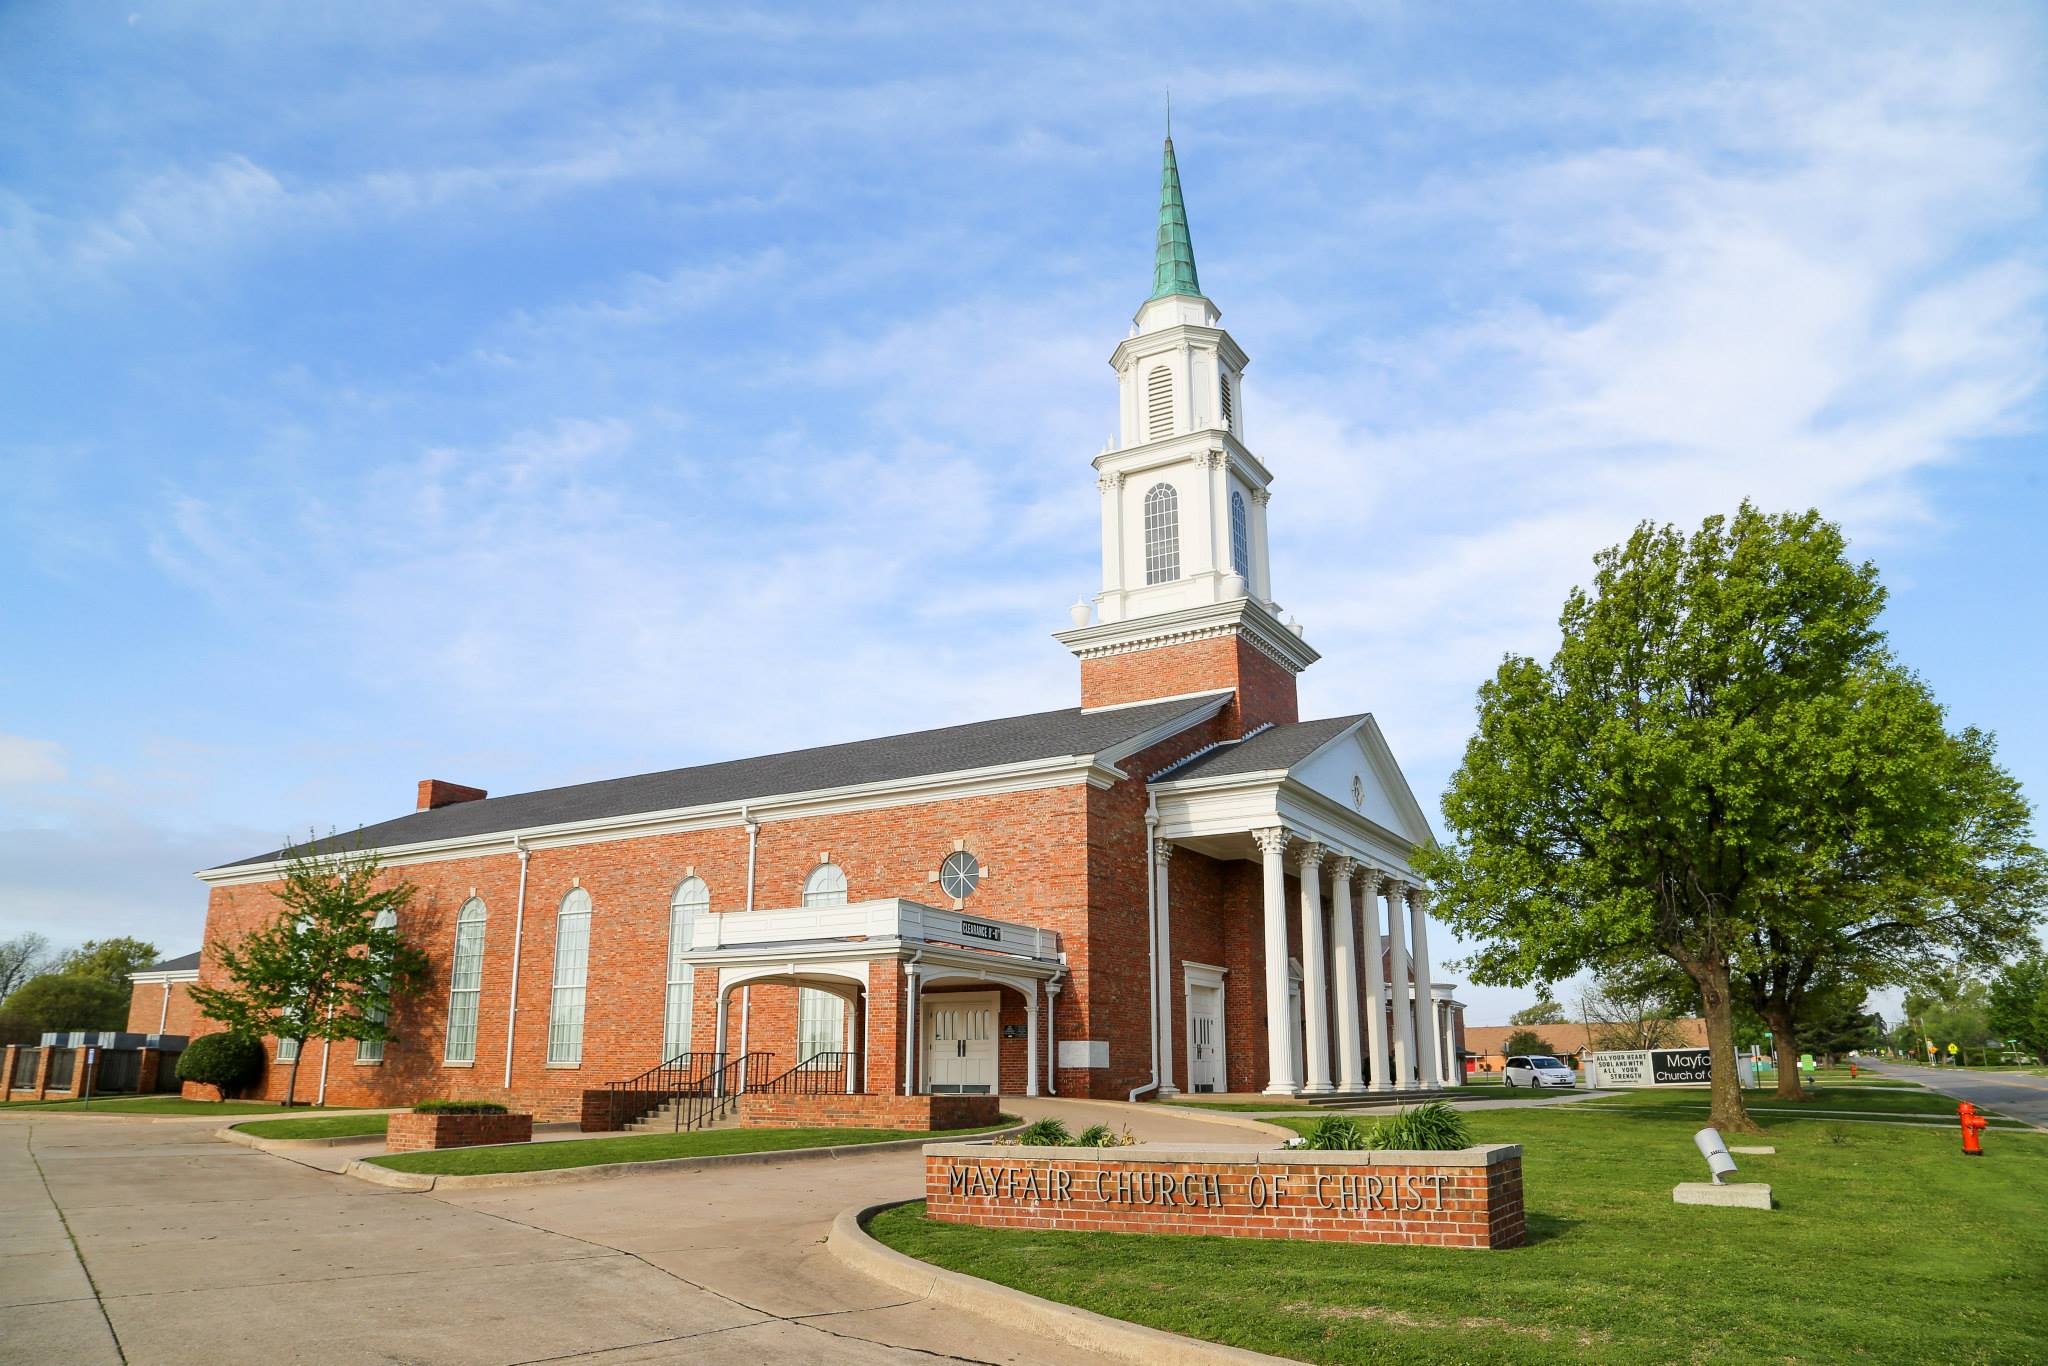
[1301,1087,1467,1107]
[623,1098,743,1133]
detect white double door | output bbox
[923,992,998,1094]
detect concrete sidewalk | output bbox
[0,1096,1264,1366]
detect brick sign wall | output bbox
[925,1143,1524,1249]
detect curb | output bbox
[337,1122,1030,1193]
[828,1200,1291,1366]
[219,1125,389,1152]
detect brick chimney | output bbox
[417,779,488,811]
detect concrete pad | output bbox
[0,1247,99,1308]
[1729,1145,1776,1155]
[1674,1181,1773,1209]
[0,1298,122,1366]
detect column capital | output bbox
[1251,826,1292,857]
[1405,883,1429,910]
[1380,874,1410,900]
[1097,472,1124,494]
[1327,854,1358,881]
[1293,839,1326,874]
[1154,838,1176,865]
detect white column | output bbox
[1438,994,1461,1087]
[1155,839,1178,1096]
[1327,857,1364,1092]
[1383,876,1415,1089]
[1359,868,1391,1091]
[1025,982,1040,1098]
[1254,827,1297,1096]
[1408,887,1440,1092]
[1297,842,1331,1094]
[901,963,920,1097]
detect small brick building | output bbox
[141,138,1466,1122]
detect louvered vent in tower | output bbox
[1146,366,1174,441]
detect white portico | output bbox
[1149,714,1462,1096]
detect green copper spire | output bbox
[1149,136,1203,302]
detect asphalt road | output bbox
[1864,1057,2048,1129]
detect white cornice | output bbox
[1092,430,1273,490]
[1110,321,1248,374]
[127,969,200,985]
[1054,597,1319,673]
[192,701,1226,888]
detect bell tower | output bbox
[1056,137,1315,732]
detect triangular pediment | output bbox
[1284,717,1436,849]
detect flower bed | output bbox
[386,1102,533,1153]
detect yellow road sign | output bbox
[1947,1042,1959,1055]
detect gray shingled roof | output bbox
[217,695,1222,869]
[134,950,202,975]
[1157,714,1366,782]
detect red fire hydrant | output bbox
[1849,1063,1857,1078]
[1958,1102,1988,1157]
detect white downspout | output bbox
[1045,965,1064,1095]
[158,982,170,1033]
[502,839,531,1089]
[743,807,759,912]
[1129,799,1162,1102]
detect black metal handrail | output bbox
[603,1050,773,1131]
[759,1050,859,1096]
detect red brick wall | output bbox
[1079,636,1299,731]
[737,1092,999,1132]
[126,980,198,1036]
[385,1111,534,1152]
[925,1145,1525,1249]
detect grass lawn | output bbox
[0,1096,367,1117]
[1578,1085,2023,1126]
[233,1113,391,1140]
[871,1099,2048,1365]
[367,1117,1018,1176]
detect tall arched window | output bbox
[1145,366,1174,441]
[356,907,400,1064]
[663,878,708,1060]
[1143,483,1181,585]
[1229,489,1250,579]
[803,862,848,908]
[444,897,488,1063]
[547,888,593,1065]
[797,989,846,1066]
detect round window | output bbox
[939,850,981,900]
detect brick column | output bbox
[137,1048,161,1094]
[1,1045,16,1101]
[1360,867,1391,1091]
[32,1045,52,1100]
[1254,827,1297,1096]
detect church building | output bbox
[147,139,1467,1122]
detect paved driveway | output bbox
[1866,1058,2048,1129]
[1,1099,1268,1366]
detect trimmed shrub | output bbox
[1363,1101,1473,1151]
[176,1032,266,1101]
[1018,1116,1072,1146]
[412,1099,511,1115]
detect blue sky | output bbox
[3,3,2043,1026]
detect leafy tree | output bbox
[0,932,53,1001]
[57,937,161,989]
[1578,956,1694,1051]
[1419,505,2019,1131]
[175,1032,267,1101]
[1509,999,1567,1026]
[0,972,129,1043]
[1502,1029,1557,1058]
[188,841,429,1106]
[1797,981,1883,1063]
[1903,970,1995,1061]
[1988,955,2048,1063]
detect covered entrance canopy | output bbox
[680,898,1064,1097]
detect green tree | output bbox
[1988,956,2048,1063]
[1903,970,1995,1061]
[0,932,53,1001]
[188,841,429,1106]
[0,972,130,1043]
[1578,955,1695,1051]
[1796,980,1883,1063]
[1509,999,1567,1026]
[57,937,161,989]
[1419,504,2013,1131]
[1502,1029,1557,1058]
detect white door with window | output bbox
[924,992,998,1094]
[1188,981,1226,1093]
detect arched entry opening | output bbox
[711,964,869,1094]
[911,970,1046,1098]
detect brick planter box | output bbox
[740,1092,1000,1132]
[925,1143,1525,1249]
[385,1111,534,1153]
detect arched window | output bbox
[356,907,401,1064]
[1219,372,1233,430]
[1229,489,1250,579]
[443,897,488,1064]
[1145,366,1174,441]
[547,888,593,1065]
[1143,483,1181,585]
[803,862,848,908]
[663,878,708,1060]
